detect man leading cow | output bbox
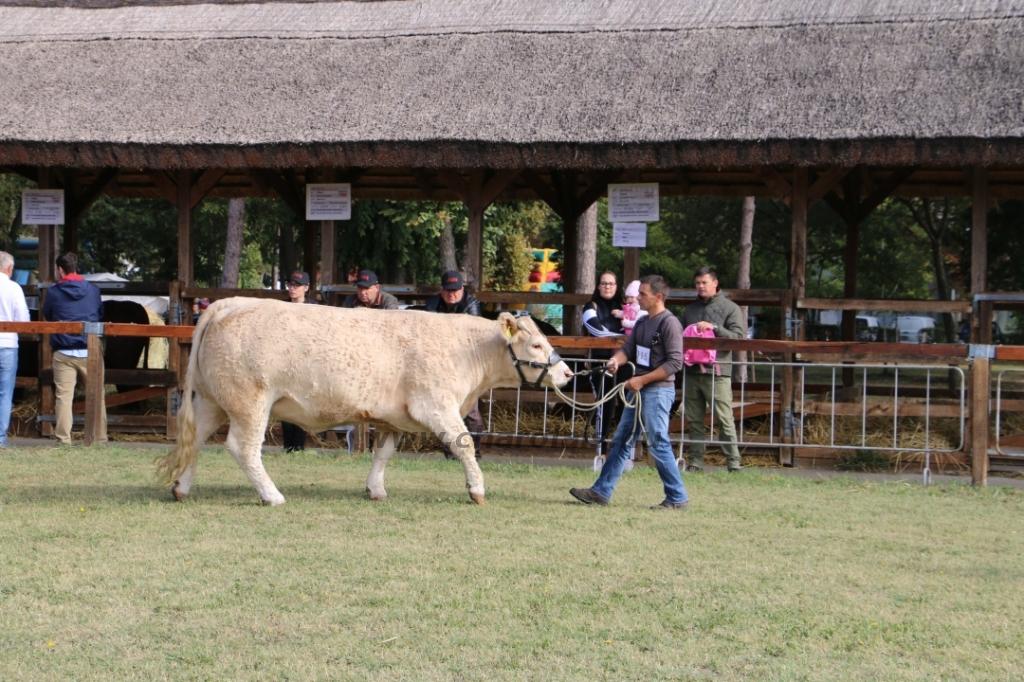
[569,275,690,510]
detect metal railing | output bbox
[994,369,1024,458]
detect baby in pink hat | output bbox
[620,280,647,335]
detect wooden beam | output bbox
[248,169,304,217]
[807,167,850,208]
[790,168,808,303]
[320,167,337,294]
[69,167,120,223]
[146,170,178,202]
[176,170,193,286]
[72,386,166,414]
[520,169,563,215]
[480,169,522,207]
[971,356,990,486]
[302,169,319,280]
[798,297,971,314]
[971,166,988,296]
[190,168,227,209]
[436,169,471,204]
[821,190,848,221]
[674,169,691,194]
[84,332,105,445]
[856,167,918,222]
[410,168,436,199]
[464,169,485,290]
[757,167,792,207]
[575,170,625,215]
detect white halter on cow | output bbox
[157,298,573,506]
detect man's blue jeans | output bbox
[0,347,19,446]
[591,385,688,504]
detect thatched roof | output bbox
[1,0,1023,169]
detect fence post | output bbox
[84,323,106,446]
[779,291,795,466]
[970,299,993,485]
[166,280,181,440]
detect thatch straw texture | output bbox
[0,0,1022,168]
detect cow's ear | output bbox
[497,312,518,343]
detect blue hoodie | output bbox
[42,276,104,352]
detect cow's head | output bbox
[499,313,574,389]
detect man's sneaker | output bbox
[684,464,703,473]
[650,500,690,511]
[569,487,609,506]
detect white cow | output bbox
[157,298,573,505]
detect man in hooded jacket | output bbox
[43,252,105,445]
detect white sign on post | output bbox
[607,183,659,222]
[613,223,648,248]
[306,183,352,220]
[22,189,65,225]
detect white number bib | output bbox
[636,345,651,367]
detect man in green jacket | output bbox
[681,266,746,472]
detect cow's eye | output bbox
[532,344,542,350]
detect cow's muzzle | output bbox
[508,346,563,390]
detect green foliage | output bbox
[0,173,30,254]
[483,202,559,290]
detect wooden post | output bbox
[841,171,862,387]
[37,168,56,436]
[785,169,809,466]
[971,355,990,486]
[166,280,181,440]
[303,169,319,280]
[177,170,193,287]
[320,168,336,302]
[464,170,485,291]
[779,290,795,466]
[969,168,989,485]
[623,248,640,284]
[63,169,80,253]
[84,328,105,446]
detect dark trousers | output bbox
[282,421,307,452]
[591,367,629,455]
[442,401,484,460]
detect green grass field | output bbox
[1,445,1022,681]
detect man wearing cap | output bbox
[341,270,400,310]
[424,270,483,459]
[424,270,481,316]
[282,270,317,451]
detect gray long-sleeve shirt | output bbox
[620,310,683,388]
[681,292,745,377]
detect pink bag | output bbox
[683,324,719,374]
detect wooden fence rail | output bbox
[1,319,1020,485]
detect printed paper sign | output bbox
[22,189,64,225]
[306,183,351,220]
[608,183,659,222]
[613,223,648,248]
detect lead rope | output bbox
[552,363,645,447]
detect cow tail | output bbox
[156,316,206,484]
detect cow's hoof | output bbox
[368,493,388,502]
[260,497,286,506]
[469,492,486,505]
[171,483,187,502]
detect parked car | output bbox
[896,316,937,344]
[746,315,757,340]
[856,315,880,342]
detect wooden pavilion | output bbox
[1,0,1023,480]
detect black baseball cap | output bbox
[288,270,310,286]
[441,270,463,291]
[356,270,379,288]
